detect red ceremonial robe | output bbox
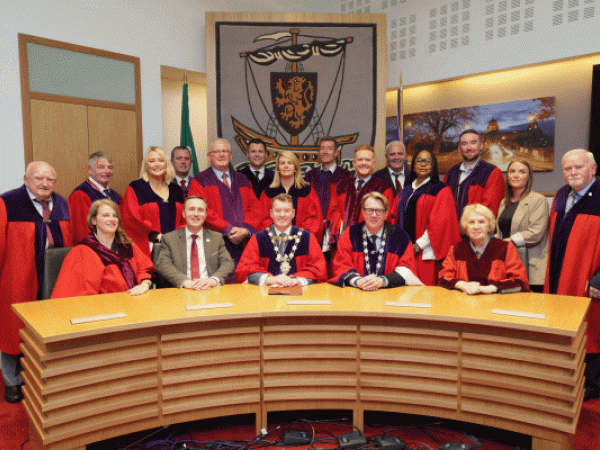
[52,240,155,298]
[545,178,600,352]
[444,159,505,217]
[0,186,72,354]
[122,179,185,259]
[438,237,530,293]
[327,176,394,245]
[259,184,324,242]
[393,181,461,285]
[330,222,417,287]
[236,226,327,283]
[69,180,122,244]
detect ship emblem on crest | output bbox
[234,28,359,165]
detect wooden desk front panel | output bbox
[20,330,160,449]
[14,286,590,450]
[359,325,459,413]
[160,326,262,419]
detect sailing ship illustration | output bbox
[234,28,359,165]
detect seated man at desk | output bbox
[330,192,422,290]
[236,193,327,286]
[156,196,234,289]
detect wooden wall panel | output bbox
[88,106,139,196]
[30,99,88,198]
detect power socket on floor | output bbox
[338,431,367,450]
[374,434,406,450]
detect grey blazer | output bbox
[497,191,549,285]
[156,227,234,287]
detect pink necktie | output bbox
[223,173,230,189]
[36,199,54,248]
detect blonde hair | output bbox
[361,191,389,210]
[87,199,132,245]
[271,151,308,189]
[140,146,175,184]
[460,203,496,235]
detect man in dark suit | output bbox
[374,141,410,197]
[237,138,274,199]
[156,196,234,289]
[171,146,193,196]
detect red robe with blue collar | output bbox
[122,179,185,259]
[235,225,327,283]
[444,159,504,217]
[545,178,600,352]
[329,222,417,287]
[393,181,461,285]
[326,176,394,245]
[69,180,122,244]
[0,186,72,354]
[259,184,324,242]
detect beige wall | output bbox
[387,53,600,194]
[161,74,208,173]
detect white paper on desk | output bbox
[386,302,432,308]
[71,312,126,324]
[287,300,332,305]
[492,309,546,320]
[186,303,233,310]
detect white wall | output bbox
[0,0,329,192]
[2,0,599,193]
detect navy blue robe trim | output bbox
[2,185,69,299]
[129,179,183,235]
[73,180,120,204]
[254,226,311,276]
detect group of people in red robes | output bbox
[2,132,599,404]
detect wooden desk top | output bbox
[13,284,590,345]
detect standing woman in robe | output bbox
[395,150,461,285]
[497,159,549,292]
[259,150,324,241]
[122,146,185,258]
[52,199,155,298]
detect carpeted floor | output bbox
[2,383,599,450]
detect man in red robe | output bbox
[170,146,193,196]
[69,152,121,244]
[545,149,600,401]
[0,161,71,403]
[187,139,262,268]
[444,129,505,218]
[330,192,422,290]
[327,145,394,246]
[236,194,326,286]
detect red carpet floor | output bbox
[2,382,599,450]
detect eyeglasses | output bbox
[210,149,231,155]
[363,208,387,216]
[414,159,432,165]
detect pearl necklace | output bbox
[268,228,303,275]
[363,227,387,276]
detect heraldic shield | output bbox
[271,72,317,137]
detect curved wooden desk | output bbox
[13,285,589,450]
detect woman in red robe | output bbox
[258,151,323,241]
[122,146,185,258]
[438,204,530,294]
[394,150,461,285]
[52,199,155,298]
